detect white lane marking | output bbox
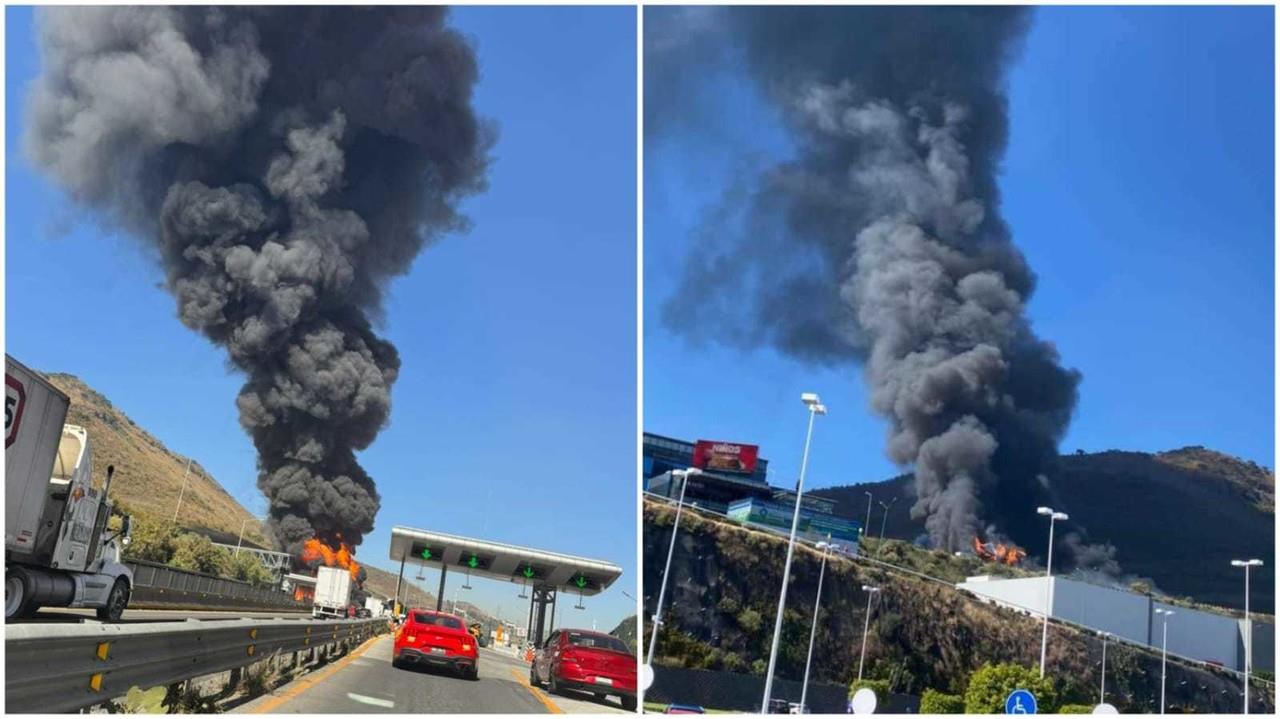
[346,693,395,709]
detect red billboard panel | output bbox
[692,440,759,475]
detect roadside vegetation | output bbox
[114,506,276,586]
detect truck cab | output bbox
[6,356,133,622]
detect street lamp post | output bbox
[876,497,897,554]
[1231,559,1264,714]
[1155,608,1174,714]
[645,468,702,672]
[857,585,880,683]
[1036,506,1068,678]
[760,393,827,714]
[799,539,832,713]
[863,492,873,539]
[172,458,193,522]
[234,517,255,555]
[1099,631,1109,704]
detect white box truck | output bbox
[312,565,352,618]
[5,355,133,621]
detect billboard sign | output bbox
[693,440,759,474]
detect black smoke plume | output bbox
[27,7,492,556]
[650,7,1108,567]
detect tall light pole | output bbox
[234,516,257,555]
[646,468,702,670]
[172,458,193,522]
[1036,506,1068,678]
[1155,608,1174,714]
[876,497,898,553]
[761,392,827,713]
[856,585,880,683]
[799,539,832,713]
[1099,631,1109,704]
[1231,559,1263,714]
[863,492,874,538]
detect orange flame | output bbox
[301,537,361,581]
[972,536,1027,566]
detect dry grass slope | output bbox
[43,372,273,549]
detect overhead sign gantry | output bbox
[388,526,623,647]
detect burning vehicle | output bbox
[972,536,1027,566]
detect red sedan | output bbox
[392,609,479,680]
[531,628,637,710]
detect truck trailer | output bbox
[5,355,133,621]
[312,565,352,618]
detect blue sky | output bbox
[645,6,1274,493]
[6,6,637,631]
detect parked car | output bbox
[664,704,707,714]
[392,609,479,679]
[530,628,637,711]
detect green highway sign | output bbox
[410,542,447,563]
[468,555,479,569]
[574,575,587,589]
[523,566,535,579]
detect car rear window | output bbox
[412,612,463,629]
[567,632,628,653]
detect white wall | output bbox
[957,575,1253,671]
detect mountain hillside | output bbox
[812,447,1275,613]
[42,372,273,549]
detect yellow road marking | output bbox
[249,636,381,714]
[509,667,564,714]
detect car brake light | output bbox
[462,643,472,651]
[561,651,580,663]
[406,634,417,643]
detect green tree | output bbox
[736,607,763,633]
[122,513,178,564]
[226,550,274,585]
[1058,704,1093,714]
[170,533,228,576]
[849,679,891,699]
[919,689,964,714]
[964,663,1058,714]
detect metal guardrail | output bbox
[127,559,308,612]
[4,616,386,713]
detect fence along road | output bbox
[4,616,384,713]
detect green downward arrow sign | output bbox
[574,575,587,589]
[522,565,534,579]
[421,548,432,560]
[468,555,478,569]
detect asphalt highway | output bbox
[234,637,632,714]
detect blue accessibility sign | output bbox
[1005,689,1037,715]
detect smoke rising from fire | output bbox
[27,7,491,557]
[650,7,1113,566]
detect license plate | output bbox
[593,677,613,686]
[430,647,446,655]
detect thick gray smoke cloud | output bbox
[27,7,491,556]
[651,7,1104,564]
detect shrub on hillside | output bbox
[1059,704,1093,713]
[849,679,890,699]
[170,533,228,576]
[964,663,1057,714]
[920,689,964,714]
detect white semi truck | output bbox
[312,565,352,618]
[5,355,133,621]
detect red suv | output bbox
[531,629,637,710]
[392,609,479,679]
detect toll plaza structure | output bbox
[388,526,623,649]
